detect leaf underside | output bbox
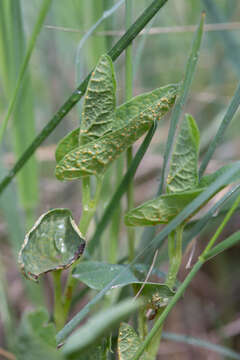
[79,54,116,145]
[55,84,178,180]
[118,323,147,360]
[167,114,200,193]
[18,209,85,281]
[124,188,204,227]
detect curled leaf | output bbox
[55,84,178,180]
[18,209,85,281]
[167,114,200,193]
[124,189,204,227]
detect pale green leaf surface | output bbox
[18,209,85,281]
[55,84,177,180]
[124,189,204,227]
[62,299,140,355]
[118,323,147,360]
[167,114,200,193]
[55,128,80,163]
[79,54,116,145]
[15,307,62,360]
[55,84,178,163]
[73,261,138,290]
[133,283,174,304]
[114,84,178,131]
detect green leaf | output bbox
[55,84,178,180]
[118,323,147,360]
[133,283,174,307]
[15,307,63,360]
[72,262,173,304]
[79,54,116,145]
[62,298,140,355]
[18,209,85,281]
[55,128,80,163]
[114,84,178,131]
[73,261,138,290]
[55,84,176,163]
[124,189,204,227]
[166,114,200,193]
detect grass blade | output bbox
[0,0,52,143]
[162,332,240,360]
[199,82,240,177]
[184,184,240,246]
[57,161,240,343]
[201,0,240,75]
[88,124,157,255]
[0,0,169,197]
[205,230,240,261]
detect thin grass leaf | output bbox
[0,0,52,143]
[88,124,157,254]
[0,0,40,221]
[0,0,169,196]
[62,299,140,355]
[205,230,240,261]
[57,161,240,344]
[75,0,125,65]
[184,185,240,246]
[162,332,240,360]
[201,0,240,75]
[199,82,240,177]
[157,12,205,195]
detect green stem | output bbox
[62,177,103,320]
[201,191,240,258]
[125,0,135,262]
[0,0,52,143]
[0,0,169,197]
[89,125,157,254]
[131,260,203,360]
[166,225,184,288]
[131,187,240,360]
[138,309,148,341]
[53,270,65,332]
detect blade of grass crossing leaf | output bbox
[199,82,240,177]
[158,12,205,195]
[131,167,240,360]
[0,0,169,197]
[184,184,240,246]
[162,332,240,360]
[205,230,240,261]
[0,0,52,143]
[88,124,157,254]
[57,161,240,343]
[125,0,135,261]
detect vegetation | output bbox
[1,1,240,359]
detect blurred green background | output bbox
[0,0,240,358]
